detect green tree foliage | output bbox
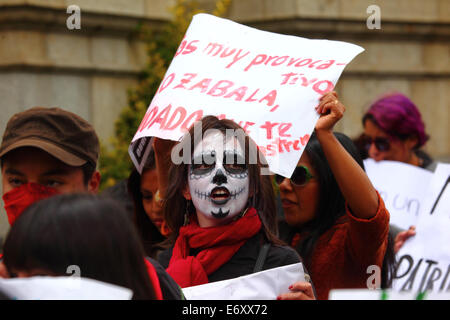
[99,0,232,190]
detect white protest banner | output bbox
[392,163,450,293]
[182,262,305,300]
[363,159,433,230]
[0,276,133,300]
[329,289,450,300]
[129,13,364,177]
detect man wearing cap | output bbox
[0,107,101,225]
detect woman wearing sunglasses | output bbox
[361,93,435,171]
[276,91,395,300]
[361,93,436,254]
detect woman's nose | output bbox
[278,177,293,192]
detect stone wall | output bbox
[0,0,449,239]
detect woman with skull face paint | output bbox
[155,116,315,300]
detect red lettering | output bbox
[173,73,197,90]
[259,90,277,106]
[242,121,255,133]
[300,77,318,87]
[181,110,204,132]
[316,60,335,69]
[300,134,310,146]
[264,56,279,65]
[295,59,312,67]
[174,38,187,57]
[226,49,250,69]
[220,47,236,58]
[207,80,234,97]
[278,123,292,137]
[204,43,223,56]
[158,73,175,94]
[245,89,259,103]
[293,140,301,150]
[189,78,212,93]
[164,106,187,130]
[224,86,248,101]
[149,104,171,129]
[308,60,322,68]
[244,54,267,72]
[138,106,158,132]
[183,40,199,55]
[266,144,276,157]
[312,80,334,95]
[287,57,302,66]
[272,56,289,66]
[281,72,297,85]
[260,121,279,140]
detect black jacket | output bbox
[146,257,184,300]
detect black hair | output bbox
[2,193,157,300]
[295,132,395,289]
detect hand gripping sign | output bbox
[129,13,364,178]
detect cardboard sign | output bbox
[182,262,305,300]
[0,276,133,300]
[129,13,364,177]
[393,163,450,294]
[363,159,434,230]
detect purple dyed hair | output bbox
[363,93,429,149]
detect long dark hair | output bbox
[2,193,157,300]
[295,132,396,288]
[127,149,166,257]
[163,115,281,245]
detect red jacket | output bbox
[298,193,390,300]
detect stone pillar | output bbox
[0,0,174,240]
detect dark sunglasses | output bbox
[275,165,314,187]
[364,136,391,152]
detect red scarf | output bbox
[166,207,261,288]
[3,183,59,225]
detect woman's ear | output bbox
[0,262,10,278]
[182,184,192,200]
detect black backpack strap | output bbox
[253,243,271,273]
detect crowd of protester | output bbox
[0,91,437,300]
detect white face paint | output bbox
[188,131,249,227]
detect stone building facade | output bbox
[0,0,449,238]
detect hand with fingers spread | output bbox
[315,91,345,133]
[277,281,316,300]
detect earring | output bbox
[183,201,192,226]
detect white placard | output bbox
[0,276,133,300]
[329,289,450,300]
[363,159,433,230]
[182,262,305,300]
[130,13,364,177]
[392,163,450,293]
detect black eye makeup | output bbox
[223,152,247,174]
[191,151,216,176]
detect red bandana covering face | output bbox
[2,183,60,225]
[166,207,262,288]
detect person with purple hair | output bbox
[361,92,436,253]
[361,92,436,171]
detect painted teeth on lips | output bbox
[210,187,230,205]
